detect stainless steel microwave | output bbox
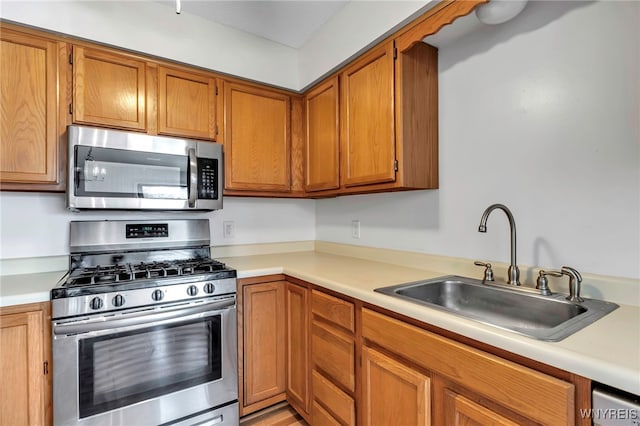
[67,125,223,211]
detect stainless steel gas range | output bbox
[51,219,238,426]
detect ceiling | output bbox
[155,0,349,48]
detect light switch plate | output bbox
[223,221,235,239]
[351,220,360,239]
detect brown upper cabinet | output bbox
[157,66,217,140]
[1,0,484,195]
[305,38,439,197]
[304,76,340,192]
[0,26,65,190]
[72,46,146,131]
[222,81,291,193]
[340,42,396,188]
[72,47,219,141]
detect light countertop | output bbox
[0,270,65,307]
[220,251,640,396]
[1,250,638,396]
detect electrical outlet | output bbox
[351,220,360,239]
[223,221,235,239]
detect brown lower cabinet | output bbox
[361,346,430,426]
[239,277,590,425]
[285,281,310,419]
[238,276,286,415]
[0,302,52,426]
[362,308,584,426]
[440,385,521,426]
[310,289,356,425]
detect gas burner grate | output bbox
[65,258,228,287]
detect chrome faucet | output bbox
[478,204,520,286]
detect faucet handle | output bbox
[536,269,563,296]
[474,261,494,283]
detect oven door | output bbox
[53,296,237,426]
[67,125,223,211]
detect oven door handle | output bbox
[54,297,235,336]
[188,148,198,208]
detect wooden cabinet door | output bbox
[0,304,48,426]
[305,77,339,192]
[361,346,430,426]
[285,282,309,414]
[1,29,60,185]
[223,81,291,192]
[442,389,520,426]
[158,66,216,140]
[243,281,286,406]
[72,46,146,131]
[340,42,395,187]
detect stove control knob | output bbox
[203,283,215,294]
[89,297,103,310]
[187,285,199,297]
[112,294,125,307]
[152,289,164,301]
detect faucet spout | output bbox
[478,203,520,286]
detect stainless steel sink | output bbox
[375,276,618,341]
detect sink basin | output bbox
[375,276,618,341]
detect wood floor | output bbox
[240,403,308,426]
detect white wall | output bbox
[0,0,300,89]
[316,1,640,280]
[298,0,431,89]
[0,193,315,259]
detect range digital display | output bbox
[126,223,169,238]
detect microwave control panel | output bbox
[197,158,218,199]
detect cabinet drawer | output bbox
[311,290,354,332]
[311,321,355,392]
[362,308,574,425]
[312,400,342,426]
[312,370,355,426]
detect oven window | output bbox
[78,317,221,419]
[74,145,189,199]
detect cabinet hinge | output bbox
[69,53,73,64]
[393,47,398,60]
[69,103,73,115]
[215,124,219,136]
[394,160,398,171]
[44,361,49,375]
[215,85,218,96]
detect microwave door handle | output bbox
[188,148,198,208]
